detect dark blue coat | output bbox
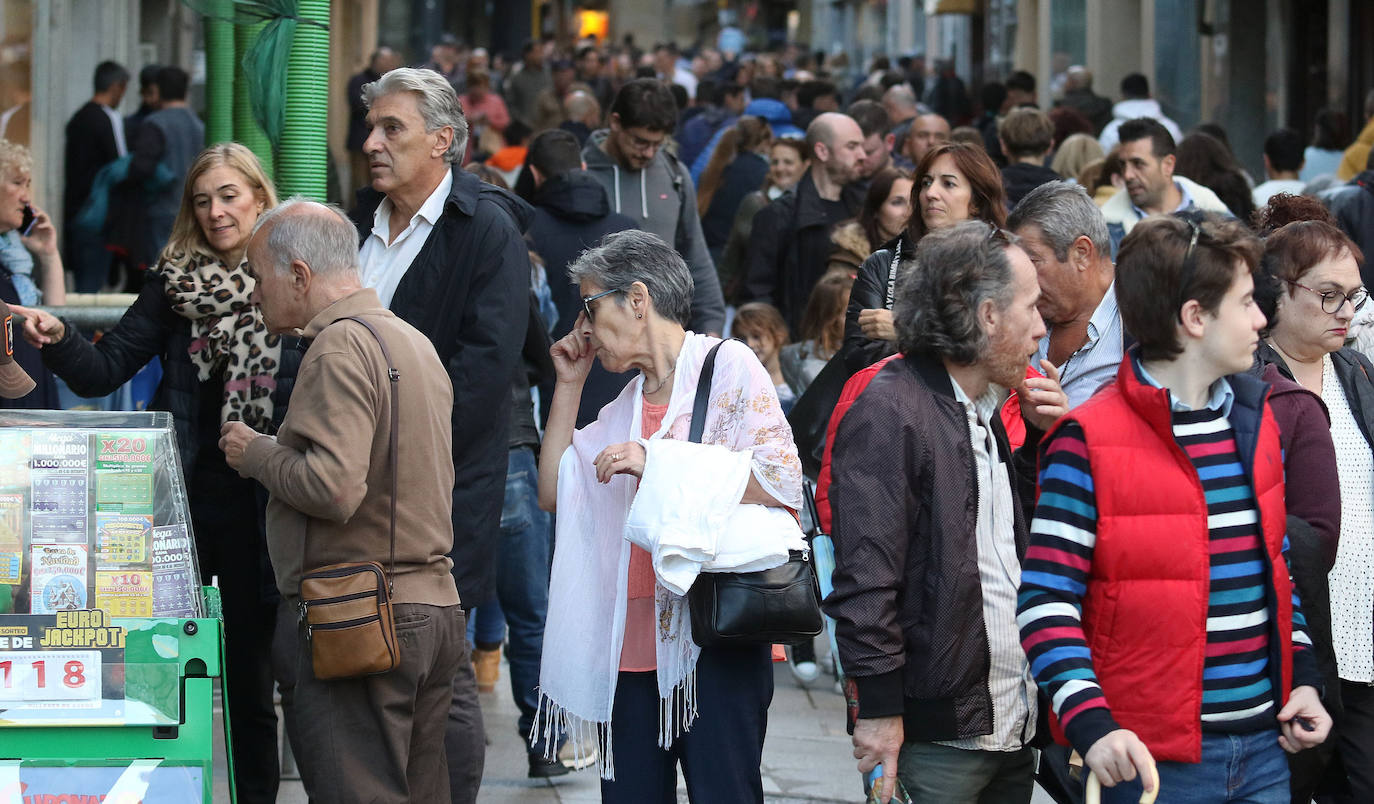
[352,164,533,607]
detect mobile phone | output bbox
[19,204,35,236]
[865,765,911,804]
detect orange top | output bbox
[619,399,668,672]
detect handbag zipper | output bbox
[305,565,385,580]
[306,612,381,638]
[305,589,379,607]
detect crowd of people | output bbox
[4,28,1374,804]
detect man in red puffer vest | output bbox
[1017,212,1332,802]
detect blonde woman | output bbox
[0,139,67,407]
[1051,132,1106,186]
[16,142,290,803]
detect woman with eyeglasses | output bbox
[1254,215,1374,803]
[535,229,803,802]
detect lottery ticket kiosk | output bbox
[0,410,222,803]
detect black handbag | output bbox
[685,341,825,648]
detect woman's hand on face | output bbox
[19,204,57,257]
[594,441,646,483]
[858,308,896,341]
[8,303,64,347]
[550,312,597,385]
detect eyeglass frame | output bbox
[1283,277,1370,314]
[581,287,624,321]
[1174,216,1207,321]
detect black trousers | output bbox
[600,644,774,804]
[192,472,279,804]
[1320,680,1374,804]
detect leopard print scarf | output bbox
[155,252,282,433]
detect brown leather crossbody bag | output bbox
[297,315,401,680]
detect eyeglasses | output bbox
[622,131,665,154]
[1175,216,1206,319]
[581,287,623,322]
[1284,278,1369,314]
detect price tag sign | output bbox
[0,650,101,707]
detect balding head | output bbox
[371,47,401,75]
[563,90,601,127]
[882,84,918,124]
[247,198,362,332]
[806,112,866,185]
[1066,66,1093,92]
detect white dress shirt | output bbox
[102,104,127,156]
[938,376,1038,752]
[358,171,452,308]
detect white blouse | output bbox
[1324,354,1374,682]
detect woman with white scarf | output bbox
[536,229,803,801]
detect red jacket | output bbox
[818,360,1037,532]
[1049,358,1293,762]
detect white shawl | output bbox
[534,333,804,779]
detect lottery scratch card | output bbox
[152,524,197,617]
[30,430,89,543]
[30,544,89,613]
[0,493,23,584]
[96,569,153,617]
[94,432,156,515]
[94,513,153,566]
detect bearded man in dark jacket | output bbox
[349,67,531,804]
[745,112,868,334]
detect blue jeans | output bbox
[1102,730,1289,804]
[465,447,553,754]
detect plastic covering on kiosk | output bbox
[0,410,203,728]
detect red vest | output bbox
[1046,359,1293,763]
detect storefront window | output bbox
[0,1,33,146]
[1154,0,1201,133]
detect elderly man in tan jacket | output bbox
[219,198,463,803]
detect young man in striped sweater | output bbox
[1016,212,1332,802]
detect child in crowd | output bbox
[732,302,796,413]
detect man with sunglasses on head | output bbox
[581,78,724,336]
[1017,212,1332,803]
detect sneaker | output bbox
[472,647,501,693]
[528,754,571,779]
[790,660,820,684]
[558,733,599,770]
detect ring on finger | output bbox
[612,453,623,461]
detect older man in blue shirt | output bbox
[1009,181,1127,407]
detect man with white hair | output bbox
[220,199,463,801]
[350,66,534,800]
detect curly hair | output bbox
[1251,192,1336,236]
[0,139,31,181]
[894,220,1018,364]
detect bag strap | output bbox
[883,239,904,310]
[687,341,726,444]
[301,314,400,597]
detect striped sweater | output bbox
[1017,409,1316,754]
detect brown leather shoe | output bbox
[472,647,500,693]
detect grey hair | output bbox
[894,221,1018,364]
[362,67,469,163]
[1006,180,1110,261]
[567,230,694,326]
[250,197,360,279]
